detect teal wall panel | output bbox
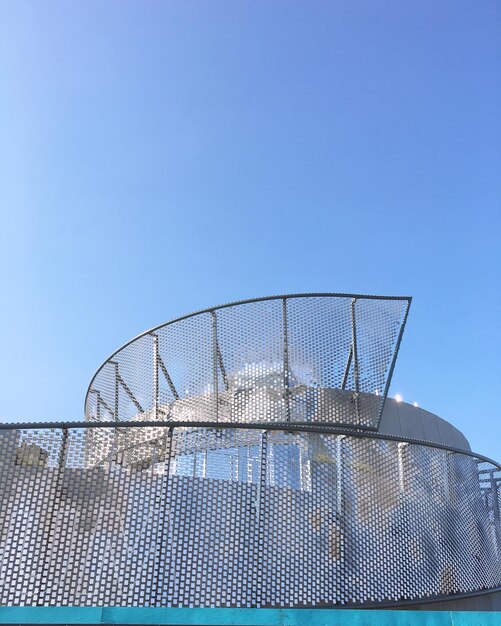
[0,608,501,626]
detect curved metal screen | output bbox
[4,293,499,609]
[0,423,500,608]
[85,294,411,430]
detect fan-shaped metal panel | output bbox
[85,294,411,430]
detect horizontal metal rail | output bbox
[1,419,499,469]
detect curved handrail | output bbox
[2,419,500,470]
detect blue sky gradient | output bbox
[0,1,500,458]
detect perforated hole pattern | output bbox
[0,426,500,607]
[85,295,410,430]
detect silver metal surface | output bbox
[0,425,499,607]
[85,294,411,430]
[2,293,500,609]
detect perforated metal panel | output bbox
[85,294,411,430]
[0,425,500,607]
[3,293,500,608]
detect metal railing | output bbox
[0,420,499,608]
[85,294,411,431]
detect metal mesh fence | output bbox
[1,425,500,608]
[85,295,411,430]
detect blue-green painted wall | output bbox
[0,608,501,626]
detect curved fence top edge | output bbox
[84,292,412,418]
[1,419,499,471]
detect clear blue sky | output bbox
[0,1,500,459]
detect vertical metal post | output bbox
[443,452,450,502]
[490,473,501,550]
[397,442,407,493]
[157,427,174,606]
[341,345,353,390]
[491,473,501,523]
[108,442,116,472]
[253,430,268,607]
[96,391,101,421]
[152,334,159,420]
[336,434,345,582]
[211,311,219,422]
[377,299,411,430]
[113,361,119,422]
[336,435,344,515]
[257,431,268,516]
[59,427,69,469]
[351,298,360,424]
[282,298,291,422]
